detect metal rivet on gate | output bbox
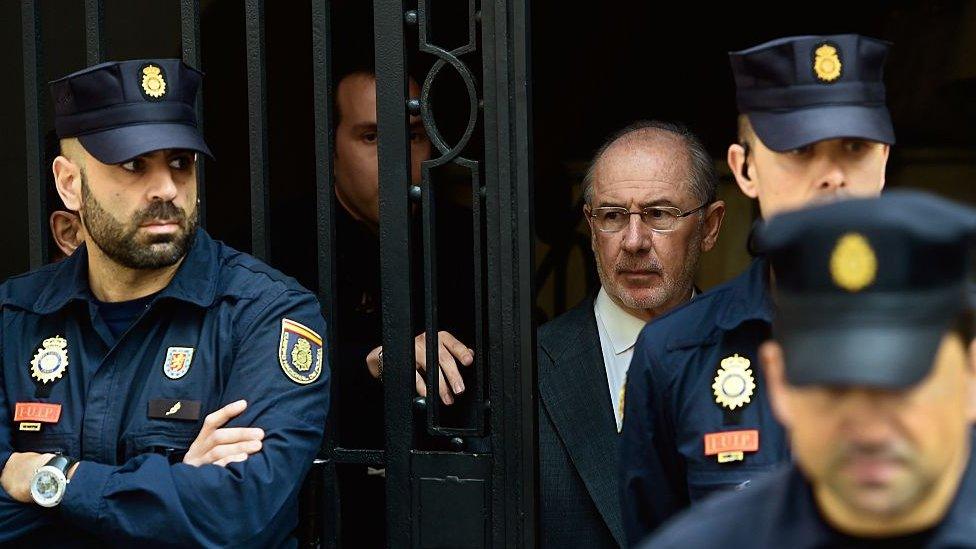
[404,10,418,25]
[409,185,422,202]
[449,437,465,450]
[407,98,421,115]
[413,396,427,411]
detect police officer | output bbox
[619,34,895,543]
[0,59,329,546]
[643,191,976,548]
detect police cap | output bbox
[757,191,976,389]
[730,34,895,152]
[50,59,211,164]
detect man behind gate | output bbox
[0,59,330,547]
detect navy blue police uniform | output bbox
[619,34,896,544]
[0,60,330,547]
[643,190,976,548]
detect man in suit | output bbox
[537,120,725,547]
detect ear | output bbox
[583,204,595,233]
[52,155,82,211]
[760,340,792,429]
[49,210,82,257]
[876,144,890,192]
[966,338,976,422]
[700,200,726,253]
[728,143,758,199]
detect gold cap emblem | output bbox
[712,354,756,410]
[813,43,842,83]
[30,335,69,384]
[141,64,167,99]
[830,232,877,292]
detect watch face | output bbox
[30,466,66,507]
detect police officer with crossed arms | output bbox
[0,59,330,547]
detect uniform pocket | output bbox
[686,467,775,503]
[14,431,80,456]
[123,427,197,465]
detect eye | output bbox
[602,210,621,221]
[168,155,195,170]
[787,145,813,156]
[410,131,427,143]
[844,140,868,153]
[362,132,378,144]
[120,158,143,172]
[647,208,666,219]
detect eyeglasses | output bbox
[588,203,709,233]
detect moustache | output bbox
[832,440,913,468]
[133,201,187,227]
[614,257,662,275]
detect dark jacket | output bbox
[619,259,790,545]
[538,297,626,548]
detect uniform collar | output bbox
[31,228,219,314]
[594,287,652,355]
[715,258,773,331]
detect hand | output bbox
[366,331,474,405]
[183,400,265,467]
[0,452,52,503]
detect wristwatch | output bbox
[29,454,78,508]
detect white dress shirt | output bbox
[594,286,695,432]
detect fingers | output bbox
[438,331,474,366]
[436,342,465,396]
[365,346,383,379]
[415,371,427,397]
[201,399,247,436]
[209,427,265,446]
[206,439,263,464]
[437,367,454,405]
[214,453,250,468]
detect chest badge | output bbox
[279,318,324,385]
[712,354,756,411]
[163,347,195,380]
[30,336,69,385]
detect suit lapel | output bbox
[539,299,625,547]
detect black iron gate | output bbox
[15,0,534,547]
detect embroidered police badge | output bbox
[712,354,756,411]
[278,319,323,385]
[813,43,842,83]
[830,232,877,292]
[30,336,69,385]
[140,64,167,100]
[163,346,195,380]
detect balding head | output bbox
[583,121,716,209]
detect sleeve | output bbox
[57,289,331,547]
[0,313,54,541]
[618,329,688,546]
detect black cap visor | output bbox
[748,104,895,152]
[776,288,962,389]
[78,122,213,165]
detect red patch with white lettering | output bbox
[14,402,62,424]
[704,429,759,456]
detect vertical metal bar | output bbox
[373,0,414,546]
[180,0,206,229]
[22,0,47,269]
[84,0,104,65]
[310,0,339,547]
[483,0,536,545]
[244,0,270,260]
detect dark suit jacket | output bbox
[538,297,626,548]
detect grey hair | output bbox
[582,120,717,207]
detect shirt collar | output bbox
[594,287,650,355]
[31,228,219,314]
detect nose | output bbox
[816,155,847,192]
[620,212,652,254]
[835,389,899,442]
[146,165,179,203]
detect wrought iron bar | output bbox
[84,0,104,65]
[244,0,271,260]
[373,0,415,545]
[22,0,47,269]
[180,0,206,228]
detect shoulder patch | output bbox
[278,318,324,385]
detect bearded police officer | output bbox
[619,34,895,543]
[644,191,976,548]
[0,59,330,546]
